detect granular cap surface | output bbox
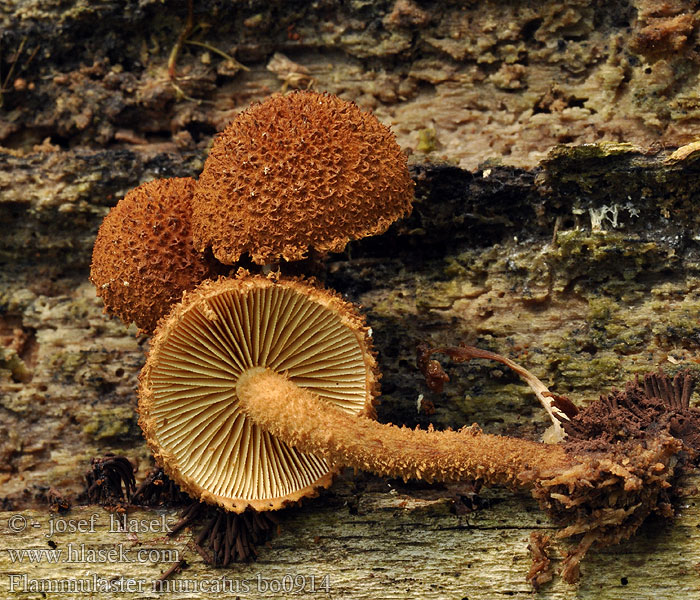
[193,91,414,264]
[90,178,217,333]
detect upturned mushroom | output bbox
[90,90,415,564]
[90,177,219,334]
[192,90,414,265]
[138,272,379,512]
[138,272,696,580]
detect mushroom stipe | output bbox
[234,366,686,582]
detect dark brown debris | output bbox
[451,480,484,516]
[531,434,683,584]
[81,453,136,507]
[73,460,283,568]
[416,342,450,393]
[547,393,578,420]
[154,558,188,585]
[415,354,698,586]
[560,370,699,457]
[559,532,596,584]
[527,531,553,590]
[529,371,697,584]
[47,487,71,513]
[167,500,204,538]
[168,502,280,567]
[131,466,190,507]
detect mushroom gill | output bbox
[139,273,692,581]
[138,273,379,512]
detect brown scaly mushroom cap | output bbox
[138,272,379,513]
[192,90,415,265]
[90,177,218,334]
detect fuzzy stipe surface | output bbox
[237,367,684,582]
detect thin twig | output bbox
[1,36,27,91]
[168,0,194,81]
[155,558,187,583]
[184,39,249,71]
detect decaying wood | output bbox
[2,0,700,597]
[2,144,699,599]
[3,1,700,169]
[1,473,699,599]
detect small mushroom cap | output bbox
[138,272,379,513]
[90,177,218,334]
[193,90,414,265]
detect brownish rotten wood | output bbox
[2,1,700,596]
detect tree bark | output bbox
[2,1,700,596]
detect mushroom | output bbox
[138,272,379,512]
[192,90,414,265]
[90,177,219,334]
[92,90,413,563]
[139,273,692,581]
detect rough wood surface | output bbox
[3,0,700,169]
[2,472,700,599]
[2,143,699,598]
[2,0,700,597]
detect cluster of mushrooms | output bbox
[90,91,699,584]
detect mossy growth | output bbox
[82,406,136,440]
[0,347,31,383]
[387,223,698,414]
[417,128,440,153]
[549,230,670,294]
[49,350,89,379]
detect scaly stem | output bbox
[237,367,684,584]
[236,368,574,489]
